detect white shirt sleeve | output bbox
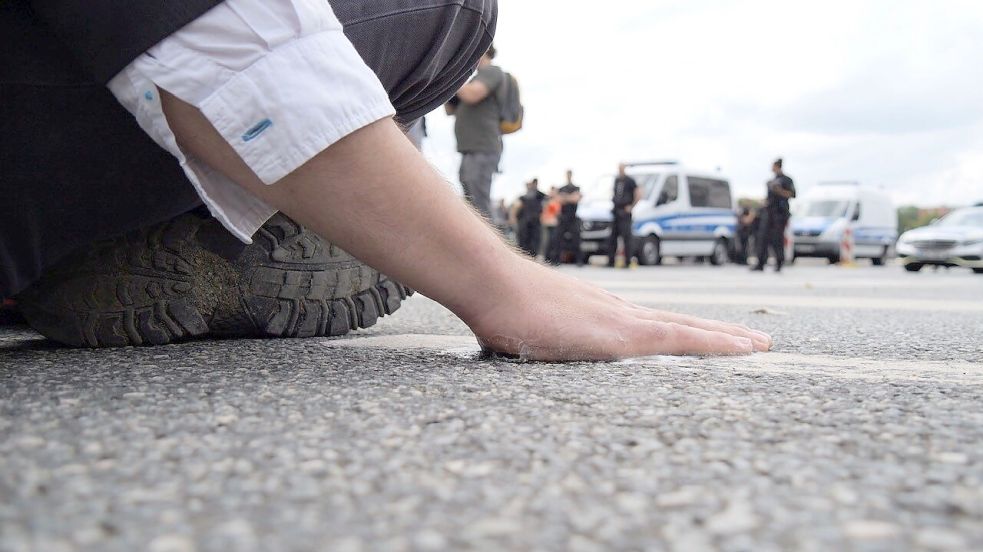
[107,0,396,243]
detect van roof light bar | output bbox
[624,160,680,167]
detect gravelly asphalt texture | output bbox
[2,262,981,552]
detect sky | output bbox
[419,0,983,207]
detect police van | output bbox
[790,182,898,265]
[579,162,737,265]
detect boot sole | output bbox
[16,213,411,348]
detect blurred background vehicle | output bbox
[896,206,983,274]
[790,182,898,265]
[578,162,736,266]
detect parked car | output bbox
[896,206,983,273]
[791,182,898,265]
[578,162,737,266]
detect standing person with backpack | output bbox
[446,44,522,220]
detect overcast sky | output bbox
[420,0,983,207]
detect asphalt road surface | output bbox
[2,261,981,552]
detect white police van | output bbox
[790,182,898,265]
[579,162,737,265]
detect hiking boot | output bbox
[15,211,412,347]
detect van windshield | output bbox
[802,200,851,218]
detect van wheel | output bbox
[709,239,729,266]
[904,263,923,272]
[972,268,983,274]
[872,247,889,266]
[637,236,662,266]
[828,254,840,265]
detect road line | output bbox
[608,292,983,312]
[587,279,983,291]
[322,335,983,383]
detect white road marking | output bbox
[323,335,983,383]
[607,292,983,312]
[589,279,983,291]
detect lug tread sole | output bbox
[17,213,411,348]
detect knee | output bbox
[340,0,498,125]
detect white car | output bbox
[896,206,983,273]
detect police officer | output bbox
[607,163,641,268]
[548,170,583,265]
[514,178,547,257]
[735,206,756,265]
[752,158,796,272]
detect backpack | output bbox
[496,72,524,135]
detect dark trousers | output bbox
[548,216,582,265]
[607,211,633,266]
[756,212,789,269]
[517,219,542,258]
[735,228,752,265]
[0,0,497,298]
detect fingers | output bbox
[627,321,755,357]
[631,308,772,352]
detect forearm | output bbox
[161,89,517,324]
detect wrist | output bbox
[445,239,530,328]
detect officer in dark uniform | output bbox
[607,163,640,268]
[752,158,796,272]
[515,178,547,257]
[548,170,583,265]
[735,206,756,265]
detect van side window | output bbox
[656,175,678,206]
[688,177,732,209]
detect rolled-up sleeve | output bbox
[107,0,396,243]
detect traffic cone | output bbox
[839,227,856,267]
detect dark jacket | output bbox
[23,0,223,83]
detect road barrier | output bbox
[839,227,856,266]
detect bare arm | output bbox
[456,80,491,105]
[158,89,770,360]
[160,89,507,322]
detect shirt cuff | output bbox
[198,30,395,185]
